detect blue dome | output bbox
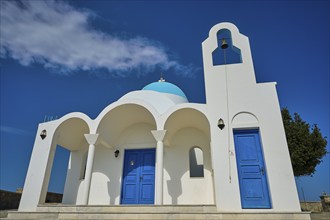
[142,81,187,99]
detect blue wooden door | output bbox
[121,149,155,204]
[233,130,271,208]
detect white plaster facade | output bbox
[19,22,301,213]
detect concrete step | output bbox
[35,204,218,213]
[6,205,312,220]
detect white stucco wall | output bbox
[88,123,157,205]
[202,22,300,212]
[163,127,214,205]
[19,113,91,211]
[120,90,188,114]
[18,122,57,211]
[19,22,301,214]
[62,146,87,204]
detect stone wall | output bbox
[45,192,63,203]
[0,189,63,210]
[320,195,330,212]
[300,194,330,213]
[301,201,323,212]
[0,190,21,210]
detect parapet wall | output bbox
[300,202,323,212]
[0,190,21,210]
[0,189,62,210]
[301,195,330,212]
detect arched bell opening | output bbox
[212,28,242,66]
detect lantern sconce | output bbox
[40,129,47,140]
[218,118,225,130]
[114,150,120,158]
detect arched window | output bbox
[189,147,204,177]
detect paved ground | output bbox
[1,209,329,219]
[311,212,330,220]
[0,210,10,218]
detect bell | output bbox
[221,38,228,49]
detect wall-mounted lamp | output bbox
[218,118,225,130]
[114,150,120,158]
[40,129,47,140]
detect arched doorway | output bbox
[90,103,158,205]
[163,107,213,205]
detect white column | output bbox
[151,130,166,205]
[156,140,164,205]
[82,134,99,205]
[19,126,56,211]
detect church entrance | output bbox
[234,129,271,209]
[121,148,156,204]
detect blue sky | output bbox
[0,0,329,201]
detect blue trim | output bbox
[234,129,271,209]
[142,82,187,99]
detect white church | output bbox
[17,22,307,218]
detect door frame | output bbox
[120,148,156,205]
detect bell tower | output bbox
[202,23,258,158]
[202,22,259,210]
[202,22,257,109]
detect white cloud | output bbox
[0,0,195,77]
[0,125,33,137]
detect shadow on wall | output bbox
[164,127,212,204]
[62,147,88,204]
[107,178,120,204]
[165,146,184,204]
[90,145,121,205]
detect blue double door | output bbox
[121,149,155,204]
[234,130,271,209]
